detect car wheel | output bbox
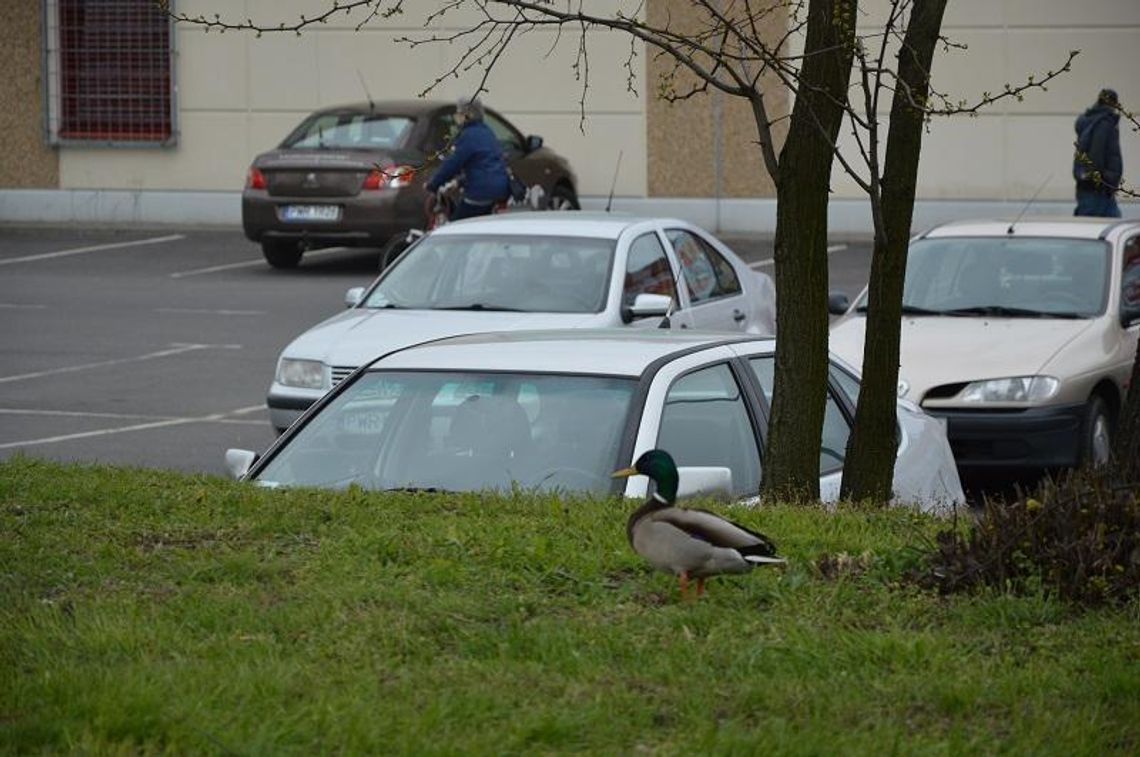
[379,233,411,271]
[547,184,579,211]
[1080,395,1112,468]
[262,240,303,269]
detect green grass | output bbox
[2,455,1138,754]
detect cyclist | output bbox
[425,97,510,220]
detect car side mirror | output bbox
[828,291,851,315]
[224,448,258,480]
[345,287,365,308]
[1122,304,1140,328]
[675,466,733,501]
[621,293,673,324]
[525,134,544,153]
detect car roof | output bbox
[430,211,694,240]
[367,329,774,376]
[919,216,1140,240]
[308,99,450,118]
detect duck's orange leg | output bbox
[677,571,690,600]
[695,577,706,597]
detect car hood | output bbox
[828,315,1096,401]
[283,308,606,367]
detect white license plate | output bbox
[281,205,341,222]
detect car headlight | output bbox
[277,358,326,389]
[959,376,1060,403]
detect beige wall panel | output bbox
[246,112,309,157]
[309,29,643,113]
[184,1,645,32]
[60,113,253,191]
[246,33,322,112]
[1,0,57,187]
[861,0,1140,28]
[514,113,647,196]
[176,29,250,110]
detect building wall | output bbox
[836,0,1140,203]
[3,0,1138,225]
[56,0,650,198]
[0,0,58,187]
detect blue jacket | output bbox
[1073,103,1123,192]
[426,119,510,203]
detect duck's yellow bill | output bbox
[611,466,638,479]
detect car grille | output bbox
[331,366,356,386]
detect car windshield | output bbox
[283,113,415,150]
[856,237,1110,317]
[255,370,636,495]
[365,234,615,313]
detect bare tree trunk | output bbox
[762,0,858,501]
[841,0,949,503]
[1113,333,1140,482]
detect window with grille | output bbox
[43,0,177,146]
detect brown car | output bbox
[242,99,579,268]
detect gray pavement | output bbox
[0,225,872,477]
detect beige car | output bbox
[828,216,1140,485]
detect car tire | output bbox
[1080,395,1113,468]
[262,240,303,269]
[379,233,410,271]
[547,184,580,211]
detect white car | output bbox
[232,330,965,512]
[267,212,777,431]
[829,216,1140,485]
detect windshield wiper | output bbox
[432,303,525,312]
[855,304,946,315]
[369,302,408,309]
[941,305,1063,318]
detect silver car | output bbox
[233,330,964,512]
[266,212,777,432]
[829,216,1140,484]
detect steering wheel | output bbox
[531,466,607,491]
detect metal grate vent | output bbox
[44,0,176,146]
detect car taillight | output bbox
[246,167,266,190]
[363,165,415,190]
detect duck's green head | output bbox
[611,448,679,502]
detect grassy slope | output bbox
[1,456,1138,754]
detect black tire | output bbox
[1080,395,1113,468]
[379,234,411,271]
[547,184,580,211]
[261,240,303,269]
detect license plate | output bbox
[339,411,386,434]
[281,205,341,222]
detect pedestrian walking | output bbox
[1073,88,1123,218]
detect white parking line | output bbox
[0,405,266,451]
[169,246,358,278]
[0,343,241,385]
[156,308,265,316]
[0,235,185,266]
[748,243,848,269]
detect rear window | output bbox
[283,113,415,150]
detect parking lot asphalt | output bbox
[0,224,873,477]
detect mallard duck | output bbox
[612,449,784,598]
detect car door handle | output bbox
[732,309,746,322]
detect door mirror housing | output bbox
[675,466,733,501]
[621,293,672,324]
[224,448,258,480]
[828,291,851,315]
[525,134,544,153]
[345,287,365,308]
[1121,304,1140,328]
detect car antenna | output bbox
[605,150,623,212]
[1007,173,1052,235]
[356,69,375,113]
